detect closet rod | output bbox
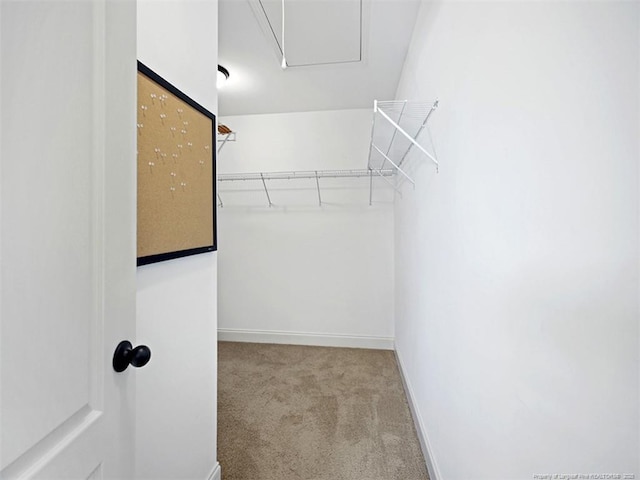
[217,168,394,182]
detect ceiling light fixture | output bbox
[217,65,230,88]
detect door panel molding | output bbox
[0,0,136,478]
[1,407,102,479]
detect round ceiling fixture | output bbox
[217,65,230,88]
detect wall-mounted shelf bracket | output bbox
[368,100,439,187]
[370,166,402,196]
[315,171,322,206]
[217,123,236,154]
[260,173,273,207]
[217,132,236,154]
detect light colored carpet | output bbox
[218,342,429,480]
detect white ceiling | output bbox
[218,0,421,116]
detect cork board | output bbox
[137,62,216,266]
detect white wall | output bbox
[136,1,219,479]
[218,109,373,173]
[217,110,395,348]
[393,2,639,479]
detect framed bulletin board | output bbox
[136,61,216,266]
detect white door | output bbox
[1,1,138,478]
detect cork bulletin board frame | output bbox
[137,61,216,266]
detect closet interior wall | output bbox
[393,2,639,479]
[136,1,219,478]
[217,109,395,348]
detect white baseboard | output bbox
[394,349,442,480]
[207,462,221,480]
[218,328,394,350]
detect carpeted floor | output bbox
[218,342,429,480]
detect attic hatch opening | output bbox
[248,0,363,68]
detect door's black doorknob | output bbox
[113,340,151,372]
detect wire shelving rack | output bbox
[215,100,439,207]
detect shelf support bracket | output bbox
[217,132,233,154]
[260,173,273,207]
[217,192,224,208]
[398,100,439,171]
[369,168,373,206]
[315,171,322,206]
[376,106,439,170]
[384,100,407,158]
[371,167,402,196]
[372,144,415,187]
[366,101,378,172]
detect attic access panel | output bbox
[254,0,362,67]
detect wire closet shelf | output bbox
[368,99,439,191]
[215,99,439,207]
[216,168,394,208]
